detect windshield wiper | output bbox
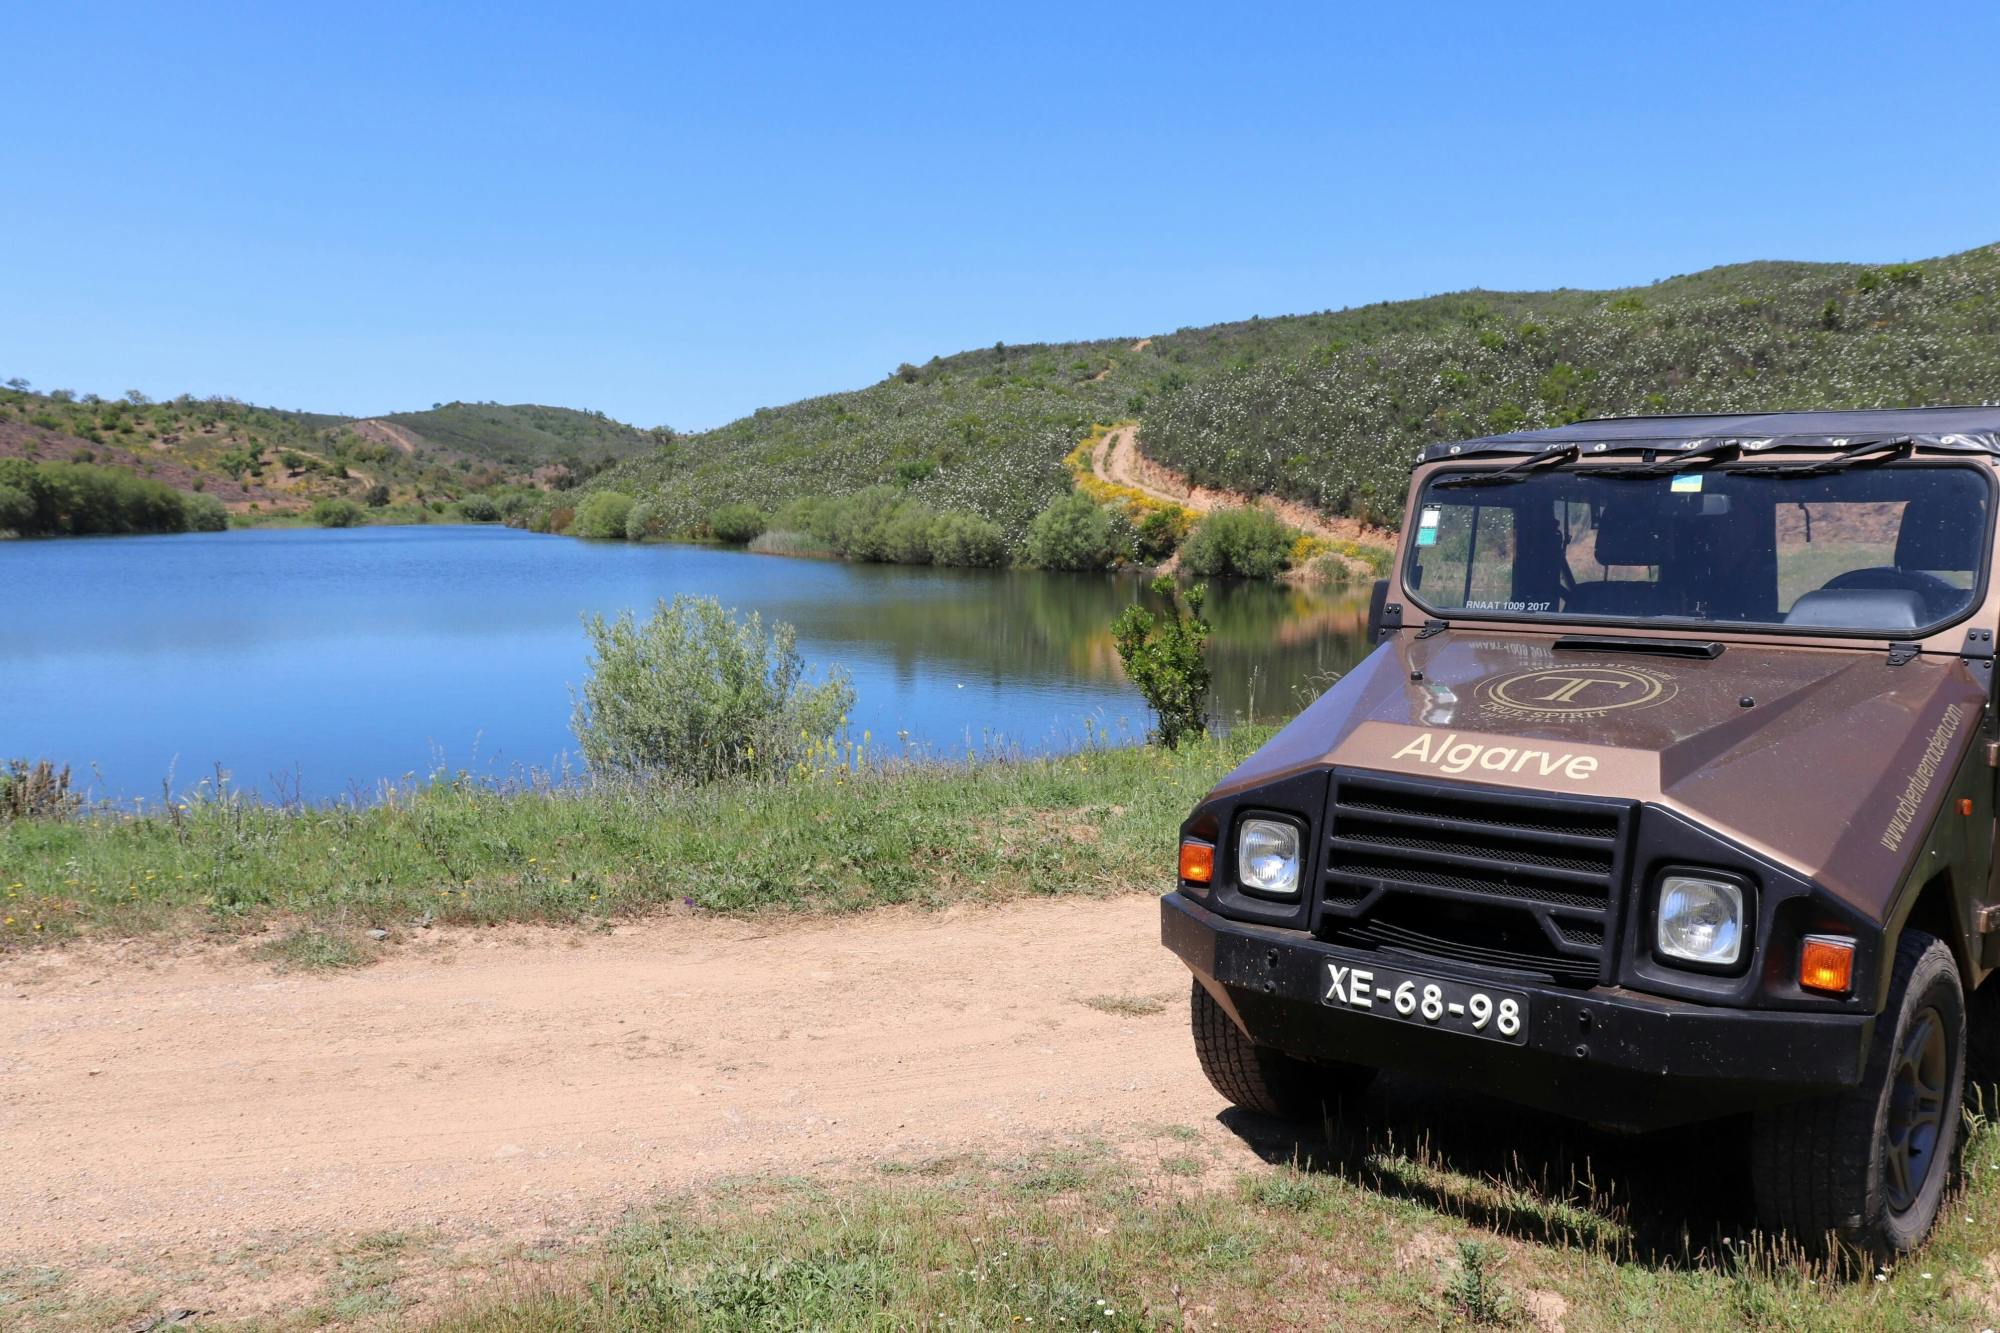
[1717,435,1914,477]
[1435,444,1580,488]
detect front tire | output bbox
[1751,931,1965,1260]
[1189,979,1373,1119]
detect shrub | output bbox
[0,483,32,534]
[183,492,229,531]
[879,505,939,564]
[625,498,666,541]
[1112,578,1211,749]
[929,511,1008,567]
[363,483,392,508]
[1179,506,1295,579]
[1025,492,1118,571]
[825,485,905,561]
[709,503,766,545]
[1135,507,1191,562]
[0,458,192,535]
[456,494,500,523]
[572,491,635,539]
[309,498,364,528]
[572,595,855,785]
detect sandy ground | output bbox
[1,896,1228,1311]
[1090,423,1395,555]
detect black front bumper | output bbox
[1163,891,1873,1131]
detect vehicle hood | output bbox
[1216,630,1988,912]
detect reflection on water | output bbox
[0,525,1375,802]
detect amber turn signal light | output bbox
[1799,935,1855,995]
[1179,840,1215,885]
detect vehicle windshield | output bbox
[1406,463,1990,634]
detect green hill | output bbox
[0,390,663,522]
[585,243,2000,539]
[373,402,665,470]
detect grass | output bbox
[0,731,1263,951]
[380,1110,2000,1330]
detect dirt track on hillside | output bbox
[2,897,1225,1293]
[1089,423,1395,553]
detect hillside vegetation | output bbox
[585,242,2000,538]
[0,385,664,524]
[1143,245,2000,526]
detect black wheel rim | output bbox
[1885,1004,1949,1215]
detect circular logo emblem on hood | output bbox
[1480,663,1678,718]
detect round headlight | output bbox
[1656,874,1745,967]
[1238,819,1301,898]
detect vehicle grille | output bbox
[1319,769,1633,986]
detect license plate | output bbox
[1319,959,1528,1044]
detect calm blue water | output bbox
[0,525,1371,803]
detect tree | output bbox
[363,483,391,508]
[1112,578,1212,749]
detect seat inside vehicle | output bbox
[1784,588,1926,631]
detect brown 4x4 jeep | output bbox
[1165,406,2000,1258]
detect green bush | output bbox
[1112,578,1212,749]
[573,490,635,539]
[625,498,665,541]
[929,511,1007,567]
[710,503,767,545]
[0,458,194,536]
[880,505,939,564]
[183,492,229,532]
[0,483,32,534]
[826,485,906,561]
[1135,508,1191,562]
[1179,506,1294,579]
[456,494,500,522]
[363,483,391,508]
[572,595,855,785]
[309,498,364,528]
[1025,492,1119,571]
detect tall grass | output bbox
[0,731,1263,949]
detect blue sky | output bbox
[6,1,1997,430]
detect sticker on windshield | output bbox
[1416,527,1438,547]
[1670,473,1703,494]
[1416,506,1441,545]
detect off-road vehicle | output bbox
[1164,406,2000,1258]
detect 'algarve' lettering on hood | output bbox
[1390,732,1600,782]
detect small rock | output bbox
[367,929,389,941]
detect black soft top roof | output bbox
[1418,405,2000,463]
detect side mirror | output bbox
[1366,579,1392,643]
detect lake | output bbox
[0,525,1374,803]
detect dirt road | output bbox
[2,897,1222,1281]
[1089,423,1394,554]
